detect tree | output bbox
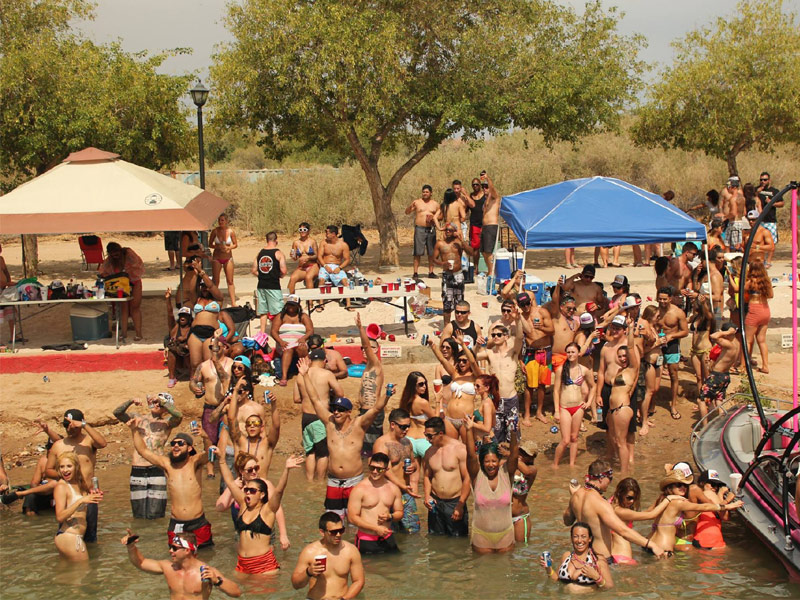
[632,0,800,177]
[1,0,195,274]
[212,0,644,265]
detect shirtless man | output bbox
[704,249,726,328]
[0,242,16,344]
[433,223,465,325]
[441,300,485,351]
[405,184,439,278]
[129,425,213,548]
[355,312,385,455]
[123,530,241,598]
[299,353,388,522]
[665,242,698,311]
[698,323,740,419]
[453,179,475,242]
[516,292,555,426]
[347,452,403,554]
[189,343,233,477]
[655,286,689,420]
[475,312,529,442]
[114,393,183,519]
[563,459,665,561]
[308,334,348,380]
[745,210,774,264]
[479,171,502,277]
[288,221,320,293]
[318,225,351,288]
[562,265,605,312]
[422,417,471,537]
[551,294,580,376]
[292,512,365,600]
[595,315,629,431]
[721,176,746,251]
[295,347,345,480]
[45,408,107,542]
[373,408,421,533]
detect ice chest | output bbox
[69,304,110,341]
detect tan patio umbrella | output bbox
[0,147,227,234]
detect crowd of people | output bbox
[0,168,786,598]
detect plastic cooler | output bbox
[493,250,524,281]
[69,305,110,341]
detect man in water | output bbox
[422,417,470,537]
[347,452,403,554]
[655,286,689,420]
[373,408,421,533]
[45,408,107,542]
[294,346,345,481]
[122,530,241,598]
[515,291,555,426]
[291,512,365,600]
[440,300,485,350]
[128,425,213,548]
[355,312,385,456]
[433,223,465,325]
[299,353,388,522]
[405,184,439,279]
[318,224,351,288]
[113,393,182,519]
[307,333,348,380]
[563,459,665,561]
[698,323,740,419]
[479,171,502,277]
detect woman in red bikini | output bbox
[209,213,238,306]
[553,342,594,468]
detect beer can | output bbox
[264,390,273,405]
[421,334,429,346]
[208,447,217,463]
[403,458,412,473]
[91,476,99,490]
[190,420,198,430]
[542,551,552,568]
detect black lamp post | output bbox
[189,80,210,268]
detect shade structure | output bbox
[0,147,227,234]
[500,176,706,249]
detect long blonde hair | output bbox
[57,452,90,493]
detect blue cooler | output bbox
[69,305,110,341]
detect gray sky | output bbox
[78,0,799,83]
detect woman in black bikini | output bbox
[606,318,639,477]
[638,305,661,436]
[540,521,614,590]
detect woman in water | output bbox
[609,478,669,564]
[53,452,102,561]
[428,336,480,441]
[98,241,145,341]
[743,259,773,374]
[647,469,742,555]
[434,337,459,381]
[209,213,239,306]
[270,297,314,386]
[692,470,738,550]
[512,439,538,543]
[689,294,714,411]
[541,522,613,590]
[218,450,303,575]
[553,342,594,468]
[606,321,639,477]
[187,270,231,372]
[464,415,516,553]
[398,371,437,441]
[471,374,499,442]
[215,452,290,551]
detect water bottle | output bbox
[348,279,354,290]
[91,476,99,491]
[97,281,105,299]
[597,406,603,421]
[476,273,487,296]
[550,426,559,434]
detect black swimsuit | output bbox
[234,510,273,538]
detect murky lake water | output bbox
[1,455,797,599]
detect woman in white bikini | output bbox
[428,336,481,441]
[209,213,238,306]
[53,452,102,561]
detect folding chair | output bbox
[340,224,368,268]
[79,235,104,270]
[223,303,257,339]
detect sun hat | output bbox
[660,468,694,490]
[519,439,539,457]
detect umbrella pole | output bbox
[703,243,716,323]
[177,232,183,308]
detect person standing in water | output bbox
[53,451,102,561]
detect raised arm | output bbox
[268,455,305,513]
[427,338,457,378]
[355,312,378,366]
[218,449,245,506]
[615,497,670,522]
[128,419,168,469]
[113,399,137,424]
[267,398,281,449]
[122,531,164,574]
[298,358,332,421]
[67,416,106,449]
[464,415,480,482]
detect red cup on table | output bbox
[434,330,441,336]
[381,284,388,293]
[380,332,387,340]
[117,289,124,298]
[364,284,369,292]
[388,334,396,341]
[338,286,344,294]
[481,301,489,308]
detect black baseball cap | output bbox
[581,265,596,277]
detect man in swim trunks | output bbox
[128,425,214,548]
[123,530,241,598]
[698,322,740,418]
[373,408,422,533]
[721,176,746,251]
[294,347,345,481]
[564,459,666,562]
[405,184,439,279]
[479,171,502,277]
[292,512,365,600]
[515,291,555,426]
[113,393,182,519]
[422,417,470,537]
[355,312,385,456]
[347,452,403,554]
[655,286,688,420]
[252,231,287,332]
[45,408,107,542]
[317,225,351,287]
[434,223,465,324]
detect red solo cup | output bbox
[434,330,441,336]
[394,283,400,291]
[314,554,327,571]
[338,286,344,294]
[117,289,124,298]
[433,379,443,393]
[381,284,388,293]
[481,301,489,308]
[364,284,369,292]
[380,332,387,340]
[388,334,396,341]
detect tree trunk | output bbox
[362,161,400,266]
[725,151,739,178]
[21,234,39,277]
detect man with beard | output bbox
[45,408,107,542]
[123,530,241,598]
[756,171,781,266]
[347,452,404,554]
[655,286,689,420]
[113,392,183,519]
[433,223,465,325]
[128,424,213,548]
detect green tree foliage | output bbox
[212,0,644,265]
[632,0,800,177]
[1,0,195,273]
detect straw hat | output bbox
[519,439,539,458]
[660,468,693,491]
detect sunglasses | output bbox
[759,178,769,182]
[456,358,469,363]
[624,494,636,501]
[298,227,309,232]
[170,440,187,447]
[232,364,245,370]
[564,307,576,312]
[243,487,261,494]
[490,332,505,338]
[330,406,348,413]
[246,420,262,427]
[454,310,469,315]
[501,308,512,314]
[169,545,185,552]
[368,464,387,472]
[244,465,260,473]
[326,527,346,535]
[416,381,427,387]
[472,182,481,187]
[393,422,411,431]
[582,274,594,280]
[424,432,441,440]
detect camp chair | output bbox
[340,224,368,268]
[223,302,257,339]
[79,235,104,270]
